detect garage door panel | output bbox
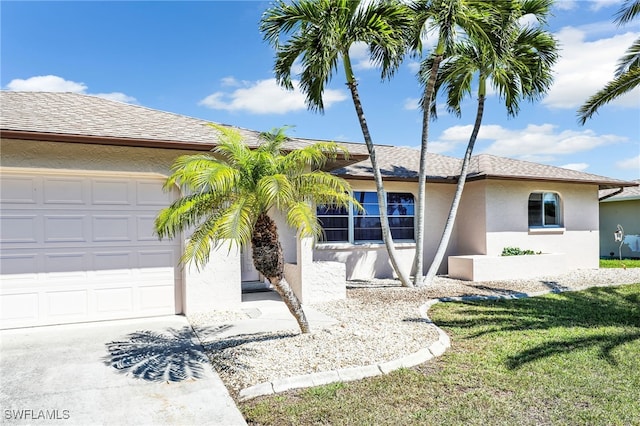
[0,175,38,204]
[44,215,88,243]
[43,177,86,205]
[92,215,133,242]
[1,293,39,323]
[0,253,40,276]
[92,179,132,205]
[47,290,88,317]
[137,216,161,241]
[1,215,39,243]
[0,171,182,329]
[137,180,173,205]
[95,287,134,314]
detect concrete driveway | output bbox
[0,316,246,425]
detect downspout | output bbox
[599,187,624,201]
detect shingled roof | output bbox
[1,91,635,190]
[600,180,640,201]
[0,91,368,168]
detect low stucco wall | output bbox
[183,242,242,313]
[314,243,415,281]
[285,261,346,305]
[448,253,567,282]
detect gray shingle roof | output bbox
[1,91,635,190]
[600,180,640,201]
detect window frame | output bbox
[316,191,415,244]
[528,191,563,228]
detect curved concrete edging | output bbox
[238,288,563,401]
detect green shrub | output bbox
[501,247,537,256]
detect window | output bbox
[317,191,415,243]
[528,192,561,227]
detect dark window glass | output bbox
[317,192,415,243]
[528,192,561,227]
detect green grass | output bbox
[241,284,640,425]
[600,258,640,268]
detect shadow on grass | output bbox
[433,285,640,369]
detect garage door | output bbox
[0,169,182,329]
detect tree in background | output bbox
[422,0,558,285]
[578,0,640,123]
[155,125,357,333]
[260,0,415,287]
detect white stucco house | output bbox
[1,91,636,329]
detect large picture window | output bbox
[317,191,415,243]
[528,192,562,227]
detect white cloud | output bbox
[406,60,421,74]
[199,78,347,114]
[544,28,640,109]
[5,75,137,103]
[92,92,137,103]
[403,97,420,111]
[561,162,590,171]
[429,123,627,160]
[589,0,621,11]
[6,75,87,92]
[616,154,640,170]
[220,76,240,87]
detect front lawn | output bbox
[242,283,640,425]
[600,258,640,268]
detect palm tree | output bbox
[578,0,640,124]
[421,0,558,285]
[155,125,358,334]
[409,0,497,286]
[260,0,415,287]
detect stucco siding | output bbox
[455,180,487,255]
[483,181,599,269]
[1,138,194,175]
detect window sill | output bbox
[528,227,565,235]
[315,241,416,250]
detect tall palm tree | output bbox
[422,0,558,285]
[155,125,358,333]
[260,0,415,287]
[409,0,497,286]
[578,0,640,124]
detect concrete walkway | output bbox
[0,316,246,425]
[194,291,338,343]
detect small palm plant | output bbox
[155,125,357,333]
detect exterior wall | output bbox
[482,180,599,269]
[313,180,455,280]
[599,199,640,258]
[455,180,488,255]
[1,138,243,313]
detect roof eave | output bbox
[465,173,638,190]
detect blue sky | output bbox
[2,0,639,181]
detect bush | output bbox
[501,247,537,256]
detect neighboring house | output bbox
[599,181,640,259]
[1,91,636,329]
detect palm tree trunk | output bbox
[424,93,486,285]
[268,276,311,334]
[251,213,310,333]
[414,53,443,286]
[343,53,413,288]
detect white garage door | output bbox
[0,169,182,329]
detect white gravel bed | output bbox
[190,268,640,396]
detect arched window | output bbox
[528,192,562,227]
